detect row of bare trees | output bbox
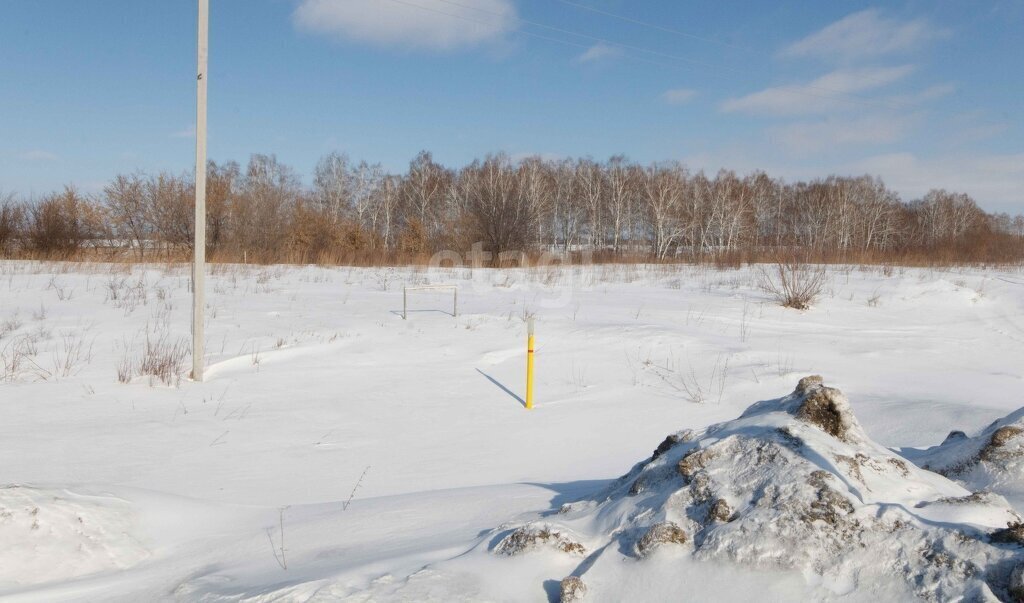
[1,152,1022,264]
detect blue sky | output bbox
[2,0,1022,211]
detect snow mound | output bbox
[489,378,1024,601]
[0,486,149,587]
[495,524,588,556]
[906,407,1024,506]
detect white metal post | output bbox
[192,0,208,381]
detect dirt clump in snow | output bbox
[559,576,587,602]
[651,429,695,460]
[888,456,911,476]
[708,498,732,522]
[795,374,824,394]
[495,524,586,556]
[795,384,853,441]
[906,407,1024,505]
[924,491,1007,507]
[676,448,716,480]
[1011,565,1024,601]
[983,426,1024,462]
[636,522,688,557]
[803,470,856,530]
[991,522,1024,546]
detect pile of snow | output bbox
[906,408,1024,508]
[488,378,1024,601]
[0,486,149,587]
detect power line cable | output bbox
[379,0,1006,123]
[432,0,727,72]
[546,1,1011,127]
[389,0,920,113]
[381,0,690,72]
[550,0,752,53]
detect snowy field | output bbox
[2,260,1024,601]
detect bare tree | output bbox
[552,159,584,252]
[605,155,638,254]
[206,160,240,255]
[230,154,300,258]
[400,151,451,250]
[574,158,605,249]
[640,162,686,260]
[462,154,537,258]
[146,173,194,253]
[313,152,352,222]
[104,174,148,260]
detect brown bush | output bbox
[25,187,100,257]
[758,260,828,310]
[397,219,429,256]
[0,194,24,255]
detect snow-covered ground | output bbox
[1,260,1023,601]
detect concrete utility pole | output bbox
[192,0,208,381]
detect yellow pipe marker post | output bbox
[526,317,536,410]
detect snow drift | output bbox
[0,486,149,587]
[489,377,1024,601]
[906,407,1024,510]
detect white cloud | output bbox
[848,152,1024,210]
[883,83,956,108]
[769,114,918,153]
[949,121,1011,144]
[19,150,58,161]
[686,148,1024,212]
[661,88,696,105]
[720,65,915,116]
[574,43,623,64]
[171,124,196,139]
[293,0,517,51]
[780,9,949,62]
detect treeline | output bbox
[1,151,1022,265]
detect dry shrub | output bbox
[139,331,188,385]
[559,576,588,602]
[0,194,24,255]
[397,219,429,256]
[120,326,189,386]
[1,333,47,382]
[287,202,371,263]
[51,331,93,378]
[25,187,100,258]
[1,337,33,381]
[758,261,828,310]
